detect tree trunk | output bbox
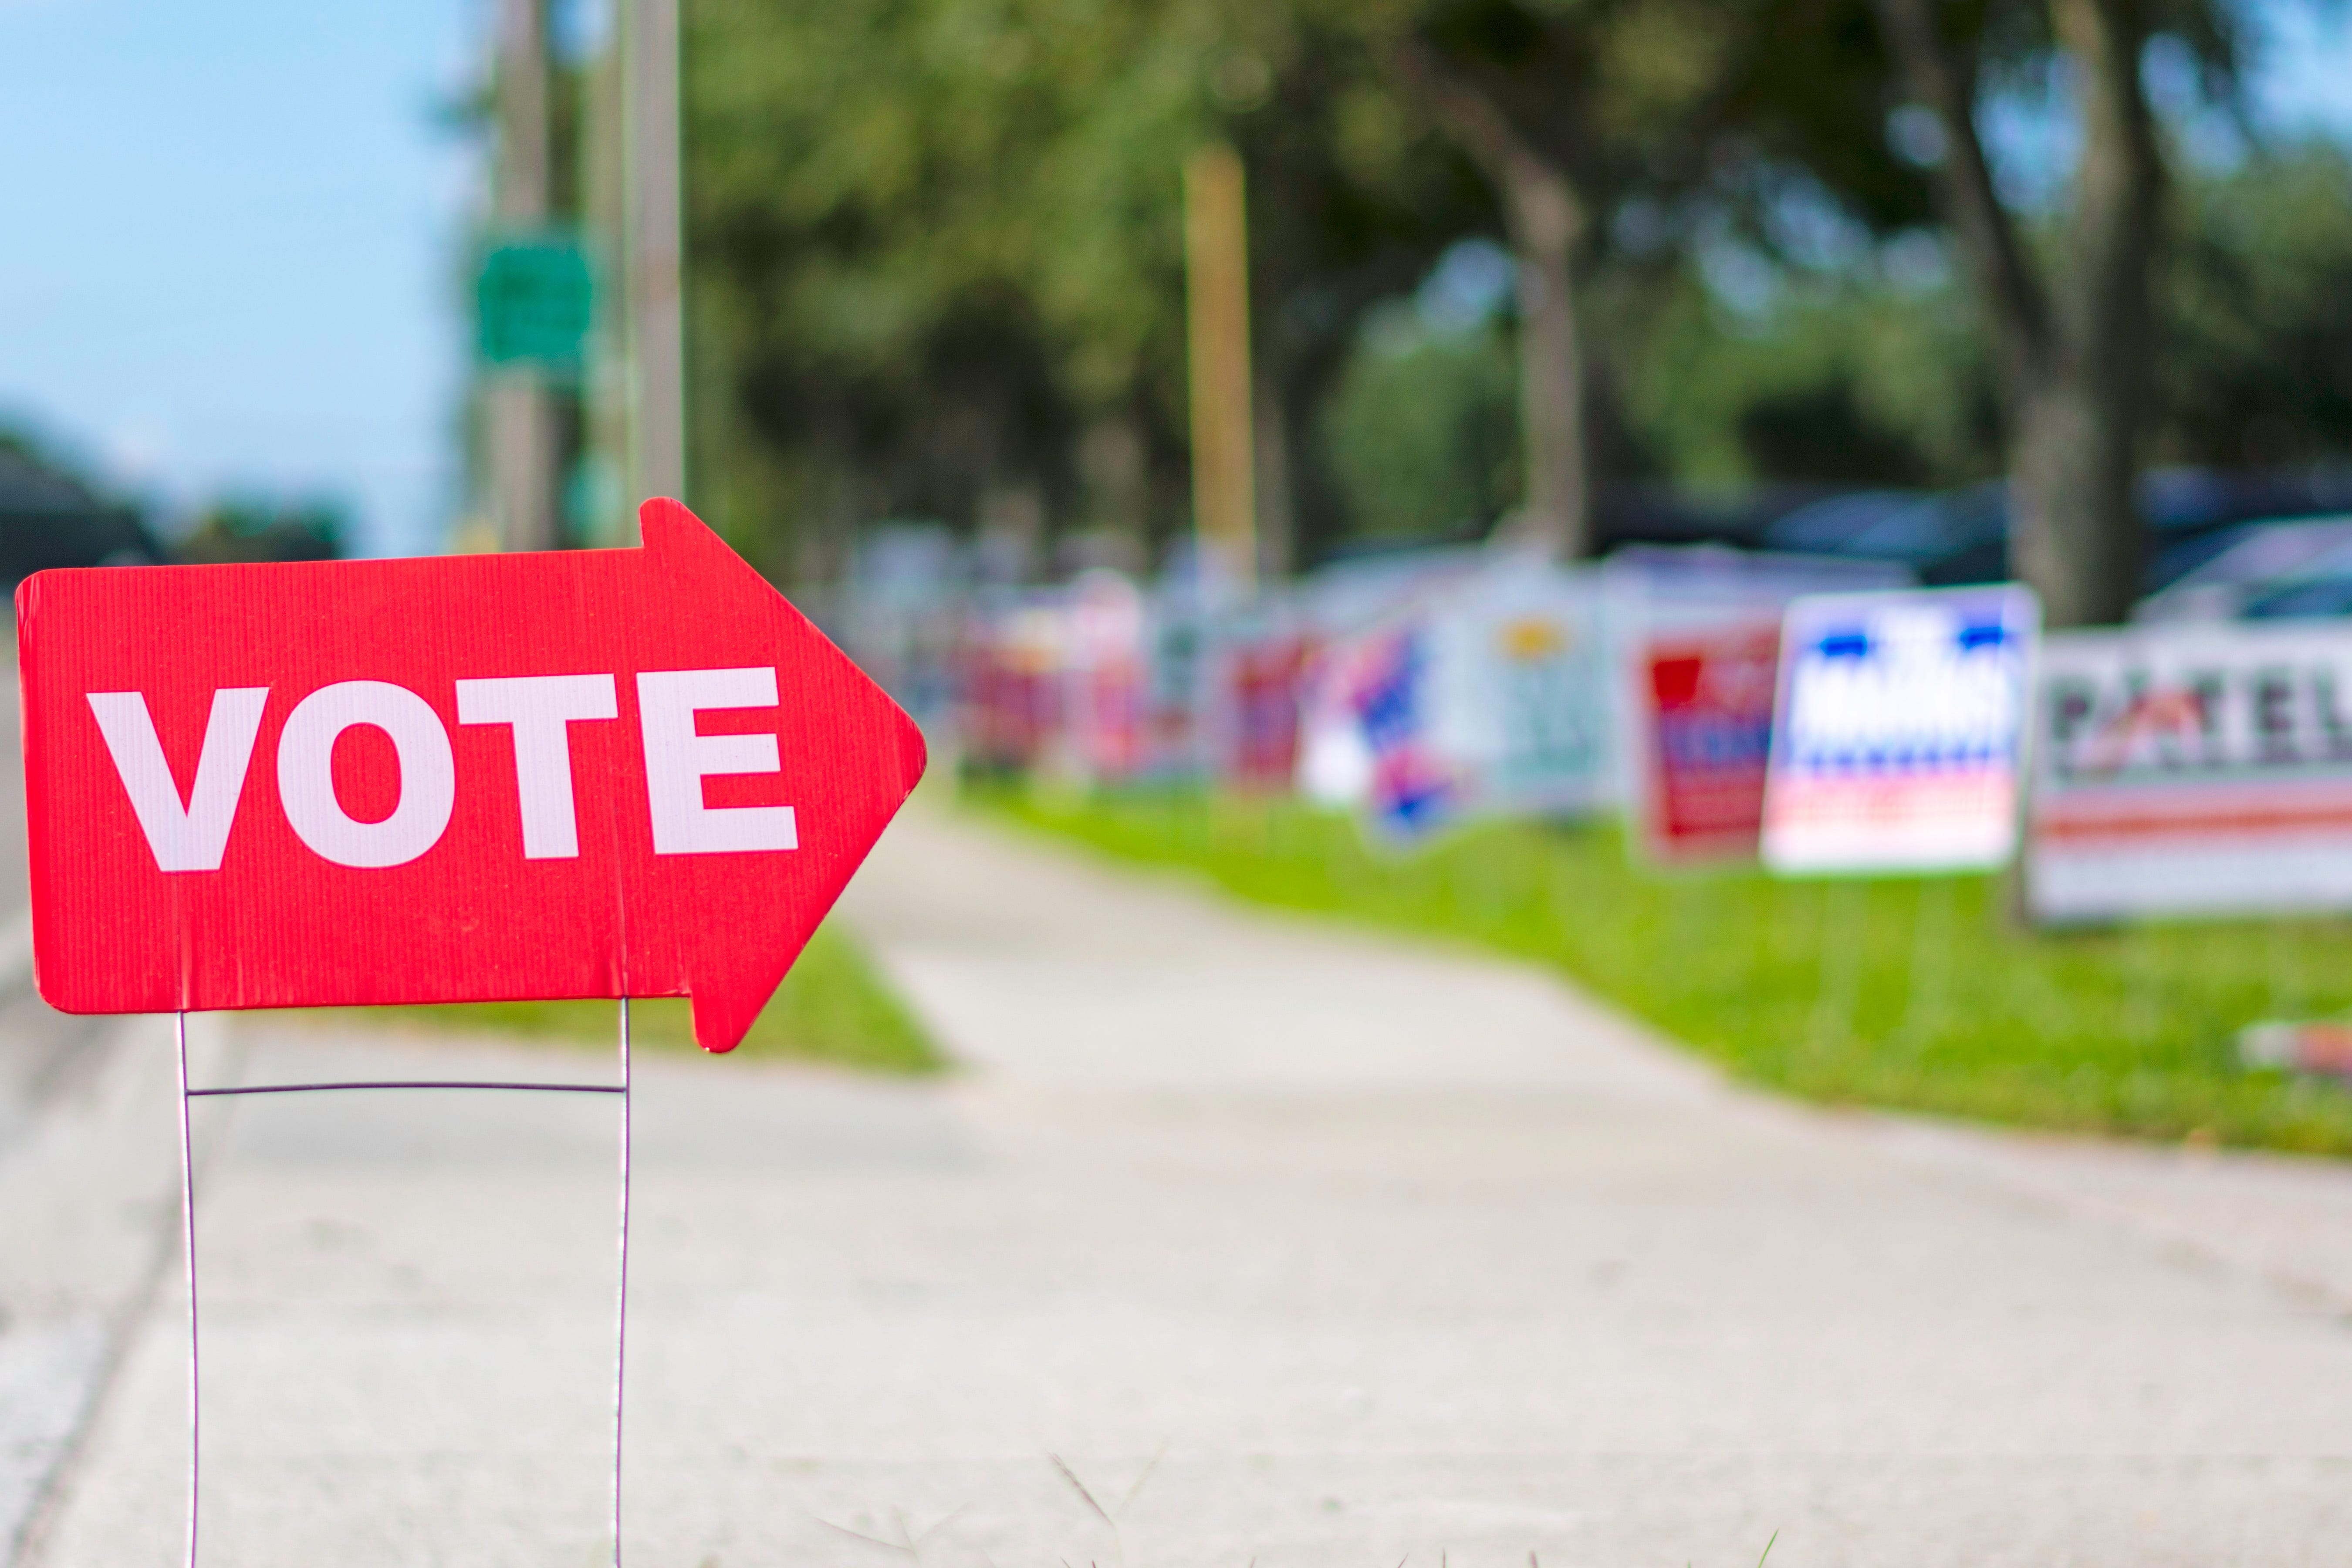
[2034,0,2160,626]
[1392,40,1592,561]
[2009,378,2145,628]
[1873,0,2159,628]
[1500,154,1588,561]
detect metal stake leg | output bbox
[167,1010,635,1564]
[175,1011,200,1568]
[612,997,632,1567]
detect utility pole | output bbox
[487,0,559,552]
[625,0,687,512]
[1183,143,1256,596]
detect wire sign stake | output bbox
[174,1004,634,1563]
[612,995,633,1564]
[23,499,924,1560]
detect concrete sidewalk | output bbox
[18,804,2352,1566]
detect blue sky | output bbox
[2254,1,2352,140]
[0,0,478,558]
[0,2,2349,561]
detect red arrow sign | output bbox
[17,500,926,1052]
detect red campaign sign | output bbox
[17,500,926,1052]
[1636,621,1780,862]
[1216,633,1308,792]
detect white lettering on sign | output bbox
[90,667,801,870]
[87,688,270,872]
[1783,610,2018,767]
[455,673,620,858]
[636,667,798,855]
[276,681,458,868]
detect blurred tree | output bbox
[681,0,2348,593]
[1220,19,1498,566]
[685,0,1492,582]
[684,0,1929,578]
[1616,256,2002,490]
[0,429,163,576]
[687,0,1113,583]
[176,499,346,565]
[1321,304,1521,537]
[1348,0,1930,558]
[2155,140,2352,469]
[1870,0,2241,625]
[1607,138,2352,498]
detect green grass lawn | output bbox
[300,920,942,1074]
[982,785,2352,1155]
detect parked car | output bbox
[1758,468,2352,595]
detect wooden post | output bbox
[1184,143,1255,594]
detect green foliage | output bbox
[678,0,1930,572]
[984,788,2352,1155]
[1320,308,1521,536]
[308,921,943,1075]
[1598,139,2352,494]
[685,0,1498,575]
[1616,261,2003,489]
[176,498,345,564]
[676,0,2352,573]
[1313,246,2008,523]
[687,0,1241,571]
[2157,141,2352,468]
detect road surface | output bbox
[13,802,2352,1566]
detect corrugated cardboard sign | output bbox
[18,499,926,1052]
[1298,615,1462,843]
[2030,619,2352,922]
[1761,585,2038,875]
[1425,566,1614,820]
[1633,619,1781,863]
[1061,570,1149,785]
[1203,605,1310,794]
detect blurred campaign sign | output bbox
[18,500,926,1052]
[2241,1017,2352,1078]
[1203,602,1310,793]
[1632,619,1781,863]
[1060,570,1149,785]
[1605,546,1914,849]
[2029,620,2352,922]
[1298,615,1460,843]
[1761,585,2038,875]
[959,593,1068,774]
[1140,589,1210,782]
[1299,564,1608,844]
[1426,566,1614,818]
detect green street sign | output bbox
[475,236,595,371]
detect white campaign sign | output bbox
[2030,619,2352,922]
[1761,585,2038,875]
[1425,564,1615,819]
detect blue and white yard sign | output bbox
[1761,585,2040,875]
